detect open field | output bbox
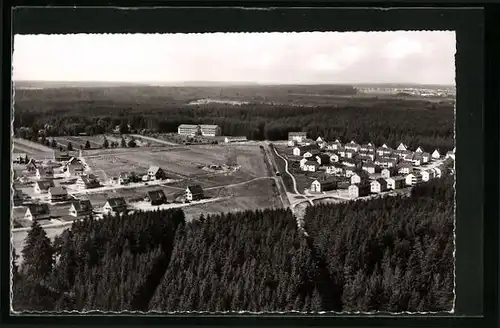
[84,144,269,185]
[12,138,56,158]
[181,178,282,221]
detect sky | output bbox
[12,31,456,85]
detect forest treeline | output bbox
[14,88,454,152]
[12,176,454,313]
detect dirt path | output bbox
[129,134,179,146]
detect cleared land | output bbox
[182,178,282,221]
[12,138,55,158]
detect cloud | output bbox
[12,31,455,84]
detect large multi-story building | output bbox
[177,124,221,137]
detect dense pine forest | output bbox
[12,176,454,313]
[14,87,454,152]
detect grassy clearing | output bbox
[181,178,282,222]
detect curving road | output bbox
[272,147,314,206]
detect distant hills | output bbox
[13,80,455,90]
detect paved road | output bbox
[129,134,179,146]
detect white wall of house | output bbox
[371,182,382,193]
[292,148,301,156]
[381,169,391,178]
[311,181,321,192]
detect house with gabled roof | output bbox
[316,136,324,143]
[64,158,85,177]
[315,153,330,166]
[405,172,423,186]
[49,186,68,202]
[35,167,54,180]
[186,185,204,201]
[326,139,342,151]
[147,166,167,180]
[34,180,55,194]
[103,197,128,215]
[75,174,101,190]
[325,163,344,175]
[376,144,393,157]
[345,141,361,152]
[26,159,38,172]
[351,170,370,185]
[381,167,399,179]
[420,169,436,182]
[328,153,340,163]
[146,189,168,206]
[432,149,441,159]
[24,204,51,221]
[69,200,93,217]
[302,160,320,172]
[415,146,424,153]
[288,132,307,142]
[371,178,389,193]
[386,176,406,190]
[293,144,319,157]
[310,178,337,193]
[13,189,24,206]
[348,182,371,198]
[362,162,381,174]
[445,150,455,160]
[303,150,320,159]
[398,162,413,175]
[421,152,431,163]
[344,167,356,178]
[397,143,408,151]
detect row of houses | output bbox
[309,165,446,198]
[19,185,206,221]
[288,132,456,162]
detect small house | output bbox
[351,171,370,185]
[315,154,330,165]
[421,152,431,163]
[398,163,413,175]
[34,180,55,194]
[287,139,297,147]
[35,167,54,180]
[371,178,389,193]
[13,189,24,206]
[433,166,446,178]
[146,189,168,206]
[345,150,357,159]
[65,158,86,176]
[345,167,356,178]
[302,160,320,172]
[49,186,68,202]
[405,172,423,186]
[26,159,38,172]
[415,147,424,153]
[362,162,380,174]
[329,153,340,163]
[381,167,398,179]
[12,153,27,164]
[75,174,101,189]
[303,150,320,159]
[224,136,248,143]
[24,204,51,221]
[325,164,344,175]
[292,144,319,157]
[310,179,337,193]
[148,166,167,180]
[69,200,93,217]
[299,157,308,168]
[445,151,456,160]
[186,185,204,201]
[342,159,358,168]
[396,143,408,151]
[432,149,441,159]
[345,141,361,152]
[326,140,342,151]
[288,132,307,142]
[421,169,436,182]
[348,183,371,198]
[386,176,406,190]
[338,147,347,158]
[103,197,128,215]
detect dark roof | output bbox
[148,166,161,175]
[375,178,388,185]
[187,185,204,195]
[49,186,67,196]
[36,180,55,190]
[298,144,319,151]
[288,132,307,136]
[13,189,23,199]
[72,200,93,212]
[355,170,370,178]
[106,197,127,208]
[79,175,100,186]
[27,203,50,216]
[305,160,320,166]
[147,190,167,202]
[389,176,406,181]
[351,182,371,189]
